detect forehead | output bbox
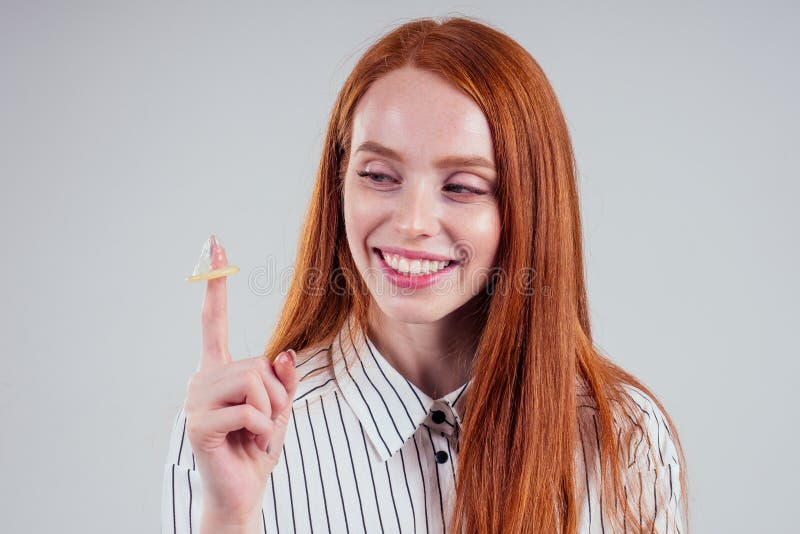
[350,67,495,165]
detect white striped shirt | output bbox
[162,316,685,533]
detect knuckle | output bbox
[276,388,290,411]
[200,304,217,322]
[183,396,198,413]
[253,355,270,371]
[242,404,259,426]
[203,341,226,359]
[185,371,205,397]
[186,371,200,390]
[261,394,273,418]
[245,369,263,391]
[185,412,201,439]
[272,411,289,426]
[264,418,275,436]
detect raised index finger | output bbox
[200,234,232,370]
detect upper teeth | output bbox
[383,252,451,276]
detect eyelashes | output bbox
[357,170,393,183]
[356,170,487,196]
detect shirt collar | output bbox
[330,313,471,463]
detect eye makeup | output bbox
[356,170,489,195]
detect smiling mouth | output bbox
[373,247,460,277]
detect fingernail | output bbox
[211,234,221,254]
[289,349,297,365]
[210,234,226,267]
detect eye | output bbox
[444,184,487,195]
[357,170,394,183]
[357,170,489,196]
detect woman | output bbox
[162,16,689,534]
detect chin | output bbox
[373,295,472,324]
[373,297,454,325]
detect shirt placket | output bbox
[423,400,460,534]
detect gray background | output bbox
[1,1,796,532]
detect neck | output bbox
[365,297,483,399]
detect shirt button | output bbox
[435,450,449,464]
[431,409,446,424]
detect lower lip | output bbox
[374,249,460,290]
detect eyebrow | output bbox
[354,141,496,172]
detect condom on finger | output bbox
[185,234,240,283]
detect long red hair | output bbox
[263,15,690,533]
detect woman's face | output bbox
[343,66,501,325]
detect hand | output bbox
[183,235,299,526]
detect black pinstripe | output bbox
[162,315,684,533]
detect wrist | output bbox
[200,504,261,534]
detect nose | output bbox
[393,181,441,238]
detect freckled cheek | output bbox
[351,209,382,242]
[344,187,386,255]
[458,211,501,265]
[348,188,391,225]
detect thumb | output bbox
[263,349,299,461]
[274,349,299,405]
